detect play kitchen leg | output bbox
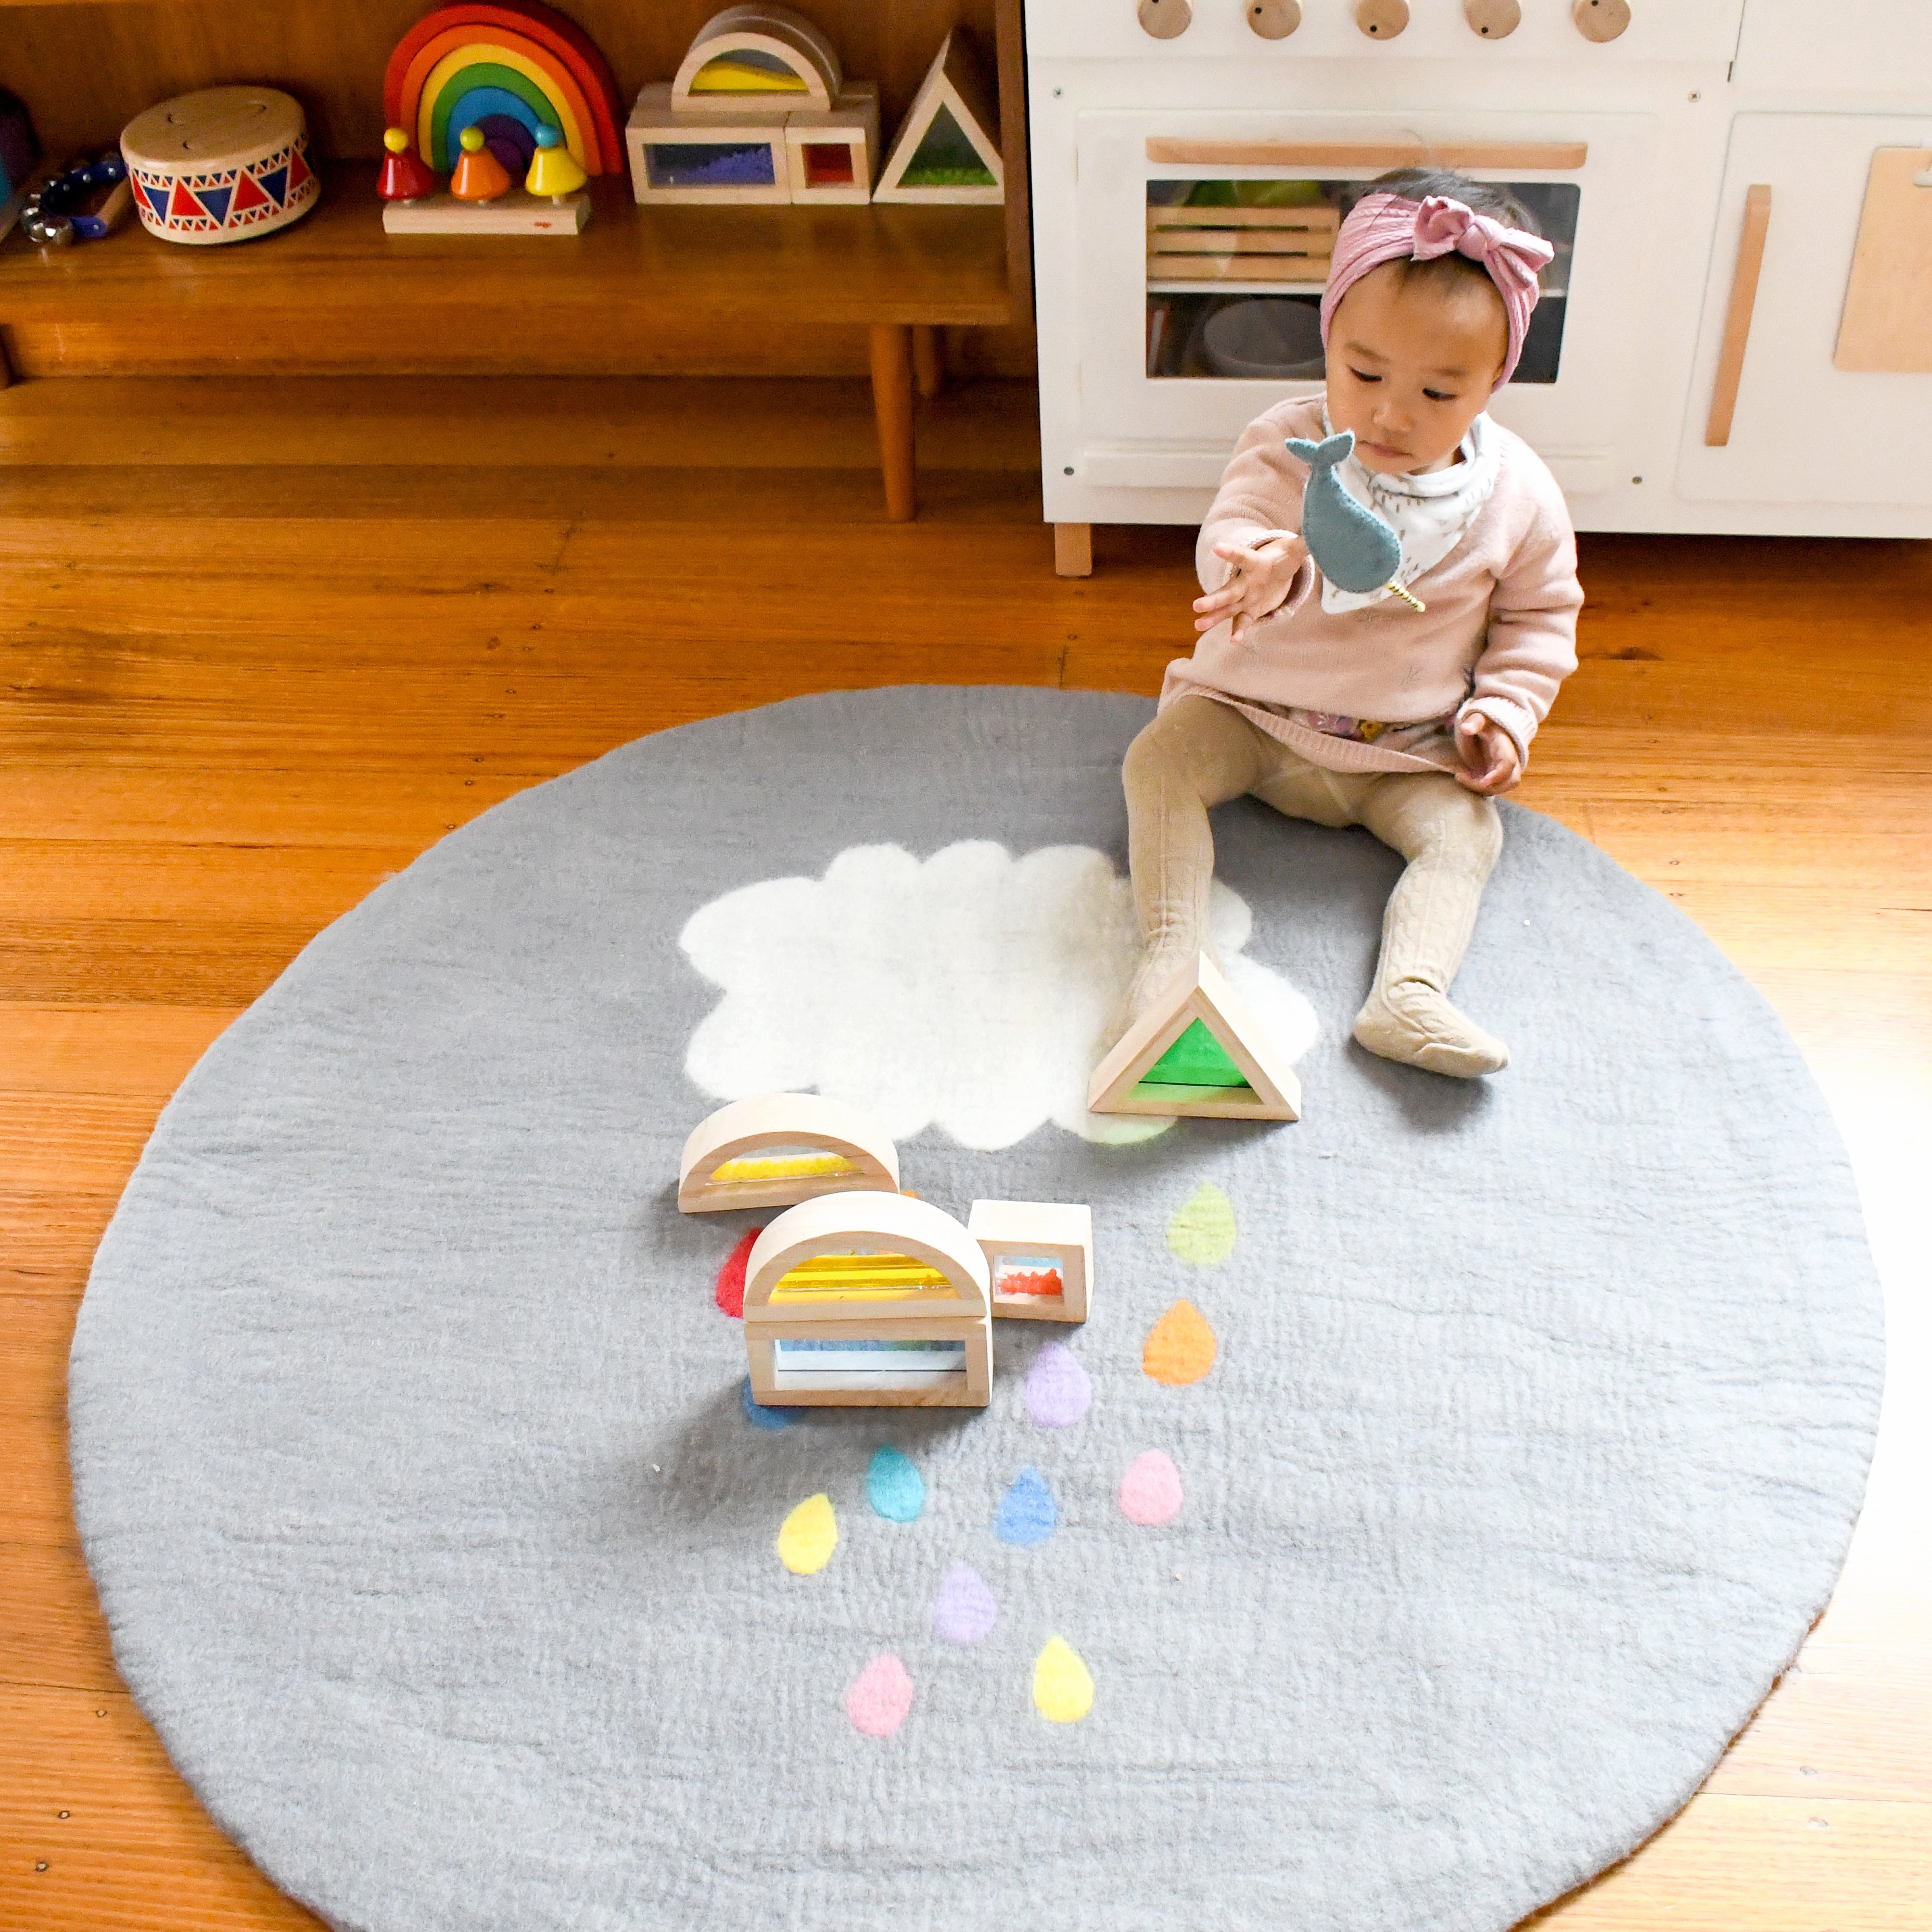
[869,321,916,522]
[1054,523,1092,577]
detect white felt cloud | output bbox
[679,841,1318,1151]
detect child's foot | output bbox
[1353,980,1508,1078]
[1105,939,1211,1053]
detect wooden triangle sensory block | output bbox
[872,27,1002,206]
[1087,952,1301,1121]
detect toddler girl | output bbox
[1122,169,1583,1078]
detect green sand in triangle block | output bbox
[1139,1018,1252,1089]
[900,104,996,187]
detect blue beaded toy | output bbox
[20,151,130,247]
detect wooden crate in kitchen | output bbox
[1146,203,1338,285]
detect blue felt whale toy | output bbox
[1283,428,1410,601]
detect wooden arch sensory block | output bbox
[671,4,843,118]
[743,1191,993,1408]
[968,1200,1092,1324]
[1087,952,1301,1121]
[677,1092,899,1213]
[873,28,1003,207]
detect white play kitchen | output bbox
[1025,0,1932,571]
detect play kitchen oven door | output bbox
[1059,111,1659,517]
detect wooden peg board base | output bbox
[382,190,591,235]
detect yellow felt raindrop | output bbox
[1033,1636,1095,1722]
[776,1492,838,1574]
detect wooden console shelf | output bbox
[0,164,1013,356]
[0,162,1012,515]
[0,0,1034,520]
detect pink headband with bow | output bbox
[1319,192,1555,389]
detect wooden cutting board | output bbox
[1835,147,1932,372]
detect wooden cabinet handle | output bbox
[1144,138,1586,170]
[1705,183,1772,447]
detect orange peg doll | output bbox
[449,124,511,202]
[376,126,439,205]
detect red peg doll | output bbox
[377,126,438,205]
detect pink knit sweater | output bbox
[1162,396,1583,776]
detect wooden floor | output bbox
[1,375,1927,1931]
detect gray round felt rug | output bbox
[71,687,1883,1932]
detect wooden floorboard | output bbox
[0,375,1926,1931]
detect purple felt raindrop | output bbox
[1024,1342,1092,1429]
[931,1561,998,1646]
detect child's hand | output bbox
[1193,530,1307,643]
[1455,713,1523,795]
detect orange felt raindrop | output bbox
[1142,1299,1217,1386]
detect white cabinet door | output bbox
[1676,113,1932,505]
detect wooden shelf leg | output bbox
[869,324,916,522]
[0,334,14,392]
[912,324,945,400]
[1054,523,1093,578]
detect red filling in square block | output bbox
[803,142,856,187]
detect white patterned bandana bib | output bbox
[1318,408,1501,614]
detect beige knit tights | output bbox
[1121,695,1508,1078]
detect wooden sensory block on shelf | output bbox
[784,84,879,205]
[677,1091,898,1212]
[671,3,843,117]
[627,83,791,202]
[1088,951,1301,1122]
[967,1200,1091,1324]
[743,1191,993,1408]
[873,27,1003,207]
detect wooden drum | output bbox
[121,86,320,245]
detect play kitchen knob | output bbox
[1248,0,1301,36]
[1464,0,1520,36]
[1572,0,1631,41]
[1354,0,1408,39]
[1137,0,1192,37]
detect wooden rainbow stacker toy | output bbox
[375,0,626,233]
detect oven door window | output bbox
[1146,179,1579,385]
